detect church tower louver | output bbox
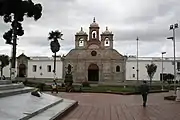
[75,27,88,49]
[63,18,126,83]
[101,26,113,49]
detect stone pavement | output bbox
[55,91,180,120]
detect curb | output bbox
[65,90,169,95]
[53,101,78,120]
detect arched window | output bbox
[79,38,84,46]
[92,31,97,38]
[104,38,110,46]
[116,66,120,72]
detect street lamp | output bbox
[167,23,178,94]
[0,61,2,80]
[136,37,139,84]
[161,52,166,90]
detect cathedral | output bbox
[62,18,127,83]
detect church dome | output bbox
[90,17,99,27]
[102,27,112,34]
[76,27,87,35]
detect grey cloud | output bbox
[1,0,180,57]
[18,36,49,47]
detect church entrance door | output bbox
[19,64,26,77]
[88,64,99,82]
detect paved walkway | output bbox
[56,92,180,120]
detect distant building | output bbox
[126,56,180,81]
[2,54,180,83]
[2,53,63,80]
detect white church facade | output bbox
[1,53,180,83]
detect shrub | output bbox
[82,81,90,87]
[164,96,176,101]
[61,83,65,87]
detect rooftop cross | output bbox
[93,17,96,23]
[106,26,108,30]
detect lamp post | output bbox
[161,52,166,90]
[167,23,178,94]
[136,37,139,84]
[0,61,2,80]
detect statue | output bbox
[64,64,74,92]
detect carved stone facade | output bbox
[63,18,127,83]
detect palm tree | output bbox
[0,0,42,80]
[0,55,9,78]
[146,63,157,87]
[48,30,63,80]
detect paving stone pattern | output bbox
[58,92,180,120]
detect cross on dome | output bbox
[76,27,87,35]
[90,17,99,27]
[102,26,112,34]
[93,17,96,23]
[106,26,108,30]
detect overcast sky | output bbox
[0,0,180,57]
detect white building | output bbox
[1,53,180,82]
[2,53,63,80]
[126,56,180,81]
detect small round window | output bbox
[91,51,97,56]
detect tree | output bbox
[48,30,63,80]
[146,63,157,87]
[0,55,9,77]
[0,0,42,80]
[165,74,174,89]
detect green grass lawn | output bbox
[23,81,169,94]
[73,85,169,94]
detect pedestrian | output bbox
[51,79,58,93]
[2,75,5,80]
[140,80,149,107]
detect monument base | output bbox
[0,79,78,120]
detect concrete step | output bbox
[0,93,64,120]
[0,87,34,98]
[29,98,78,120]
[0,83,24,90]
[0,80,12,85]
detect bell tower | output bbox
[89,17,100,41]
[101,26,114,49]
[87,17,101,48]
[75,27,88,49]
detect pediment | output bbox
[88,44,99,49]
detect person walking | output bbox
[140,81,149,107]
[51,79,58,93]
